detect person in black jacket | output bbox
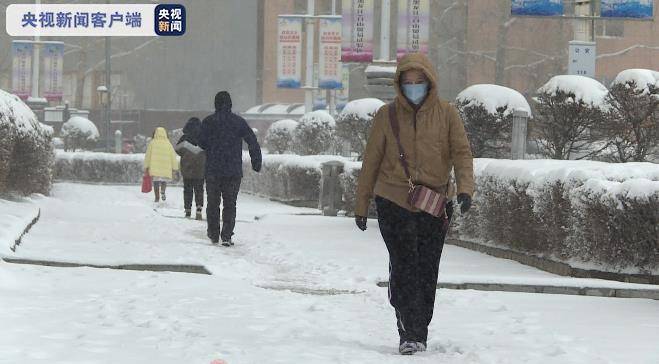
[199,91,262,246]
[175,117,206,220]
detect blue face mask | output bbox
[402,83,429,105]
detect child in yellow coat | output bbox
[144,127,179,202]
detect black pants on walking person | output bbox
[183,178,204,211]
[206,176,242,242]
[375,196,453,346]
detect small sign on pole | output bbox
[568,41,596,78]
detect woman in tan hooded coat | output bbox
[355,53,474,355]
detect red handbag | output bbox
[388,103,448,218]
[141,173,152,193]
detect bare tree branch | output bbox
[597,44,659,59]
[84,38,160,77]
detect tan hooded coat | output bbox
[355,53,474,216]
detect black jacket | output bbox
[199,92,262,178]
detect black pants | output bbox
[376,196,452,344]
[183,178,204,210]
[206,176,242,242]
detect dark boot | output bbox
[195,206,203,220]
[185,209,191,218]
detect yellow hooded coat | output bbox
[355,53,474,216]
[144,127,179,179]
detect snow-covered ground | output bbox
[1,183,658,363]
[0,195,42,255]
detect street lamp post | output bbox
[97,85,108,151]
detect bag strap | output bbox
[388,103,413,187]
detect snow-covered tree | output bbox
[61,116,100,152]
[293,111,336,155]
[533,75,608,160]
[336,98,385,159]
[601,69,659,162]
[265,119,298,154]
[456,84,531,158]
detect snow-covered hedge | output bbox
[54,151,146,184]
[241,153,349,207]
[341,159,658,274]
[457,159,659,274]
[293,111,336,155]
[265,119,298,154]
[336,98,385,159]
[61,116,100,151]
[0,89,54,195]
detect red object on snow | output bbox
[141,173,152,193]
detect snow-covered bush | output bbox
[338,162,377,217]
[0,122,16,192]
[240,153,349,207]
[336,98,385,159]
[265,119,298,154]
[0,89,54,195]
[54,151,145,184]
[293,111,336,155]
[601,69,659,162]
[169,128,183,145]
[343,158,659,273]
[533,75,608,160]
[457,159,659,273]
[61,116,99,152]
[132,134,149,153]
[456,85,531,158]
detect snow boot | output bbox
[195,207,203,220]
[221,238,233,247]
[161,190,166,201]
[415,342,427,352]
[185,209,191,218]
[399,341,418,355]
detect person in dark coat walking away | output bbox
[199,91,262,246]
[175,117,206,219]
[355,53,474,355]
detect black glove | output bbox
[355,215,367,231]
[252,160,262,172]
[457,193,472,214]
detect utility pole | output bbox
[105,0,112,151]
[304,0,315,113]
[379,0,391,61]
[327,0,337,116]
[31,0,41,100]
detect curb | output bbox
[1,257,211,275]
[10,208,41,253]
[375,281,659,300]
[446,238,658,285]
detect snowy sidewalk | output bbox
[1,183,658,363]
[6,183,658,296]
